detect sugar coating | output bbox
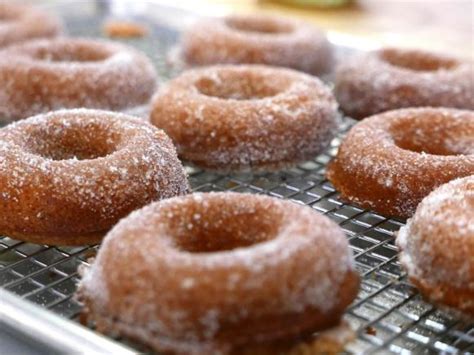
[335,48,474,119]
[0,109,189,242]
[0,37,157,122]
[0,2,62,47]
[327,107,474,218]
[151,64,339,172]
[181,14,333,76]
[78,192,357,353]
[397,176,474,309]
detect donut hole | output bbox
[390,117,473,156]
[28,44,112,63]
[195,71,288,100]
[225,16,293,34]
[166,199,284,253]
[380,49,458,72]
[22,121,121,160]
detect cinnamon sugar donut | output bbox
[0,2,62,47]
[327,108,474,218]
[0,109,189,245]
[78,192,359,354]
[0,38,157,122]
[397,176,474,316]
[182,14,333,75]
[335,48,474,119]
[151,65,338,172]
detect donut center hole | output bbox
[195,72,286,100]
[23,122,121,160]
[380,49,458,71]
[31,45,111,63]
[390,117,473,155]
[167,200,283,253]
[225,17,293,34]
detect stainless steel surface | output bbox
[0,289,136,354]
[0,3,473,354]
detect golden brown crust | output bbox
[78,192,359,354]
[151,65,338,172]
[408,275,474,317]
[327,107,474,218]
[0,109,189,245]
[335,48,474,119]
[397,176,474,317]
[81,301,355,355]
[0,3,62,47]
[182,14,333,75]
[0,38,157,122]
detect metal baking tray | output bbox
[1,2,473,354]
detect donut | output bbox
[103,20,149,38]
[181,14,333,75]
[0,109,189,245]
[0,38,157,122]
[77,192,359,354]
[397,176,474,316]
[0,2,62,47]
[334,48,474,119]
[326,107,474,218]
[150,65,338,172]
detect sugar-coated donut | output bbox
[0,2,62,47]
[327,108,474,218]
[182,14,333,75]
[0,38,157,122]
[78,192,359,354]
[151,65,338,172]
[335,48,474,119]
[397,176,474,316]
[0,109,189,245]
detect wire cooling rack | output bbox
[0,3,473,354]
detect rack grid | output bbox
[0,3,472,354]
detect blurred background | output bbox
[146,0,473,58]
[31,0,473,58]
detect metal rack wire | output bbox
[0,3,473,354]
